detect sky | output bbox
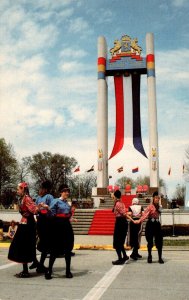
[0,0,189,199]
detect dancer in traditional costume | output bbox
[135,191,164,264]
[127,197,144,260]
[30,180,54,273]
[112,190,131,265]
[45,184,74,280]
[8,182,45,278]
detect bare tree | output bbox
[69,173,97,199]
[116,175,166,190]
[172,184,185,206]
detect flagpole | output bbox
[146,33,159,189]
[97,36,108,188]
[78,174,81,199]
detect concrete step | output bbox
[72,209,95,235]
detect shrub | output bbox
[162,224,189,236]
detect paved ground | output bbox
[1,235,189,300]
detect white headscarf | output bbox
[132,197,139,205]
[130,197,142,217]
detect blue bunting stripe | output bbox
[132,73,147,158]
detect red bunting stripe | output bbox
[109,76,124,159]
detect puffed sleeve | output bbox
[25,196,39,214]
[140,205,152,222]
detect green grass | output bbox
[163,239,189,246]
[0,238,12,243]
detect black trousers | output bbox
[113,217,128,257]
[145,220,163,253]
[129,221,142,250]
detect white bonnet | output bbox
[132,197,139,205]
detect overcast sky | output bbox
[0,0,189,198]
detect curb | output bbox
[74,244,149,250]
[1,243,189,251]
[0,242,147,250]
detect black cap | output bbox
[59,184,70,193]
[114,190,121,199]
[153,191,159,197]
[40,180,52,191]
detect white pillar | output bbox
[146,33,159,188]
[97,36,108,188]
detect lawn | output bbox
[163,239,189,246]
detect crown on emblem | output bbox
[110,35,142,57]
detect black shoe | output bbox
[122,256,129,263]
[45,270,52,280]
[15,271,30,278]
[136,253,142,259]
[71,252,75,257]
[66,271,73,278]
[36,265,48,273]
[29,261,39,270]
[159,258,164,264]
[148,256,152,263]
[112,259,124,265]
[130,253,138,260]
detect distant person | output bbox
[7,220,17,240]
[112,190,130,265]
[127,198,144,260]
[134,191,164,264]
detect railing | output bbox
[72,199,94,209]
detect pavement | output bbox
[0,237,189,300]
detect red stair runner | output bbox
[88,209,115,235]
[88,195,137,235]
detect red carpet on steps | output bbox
[88,195,136,235]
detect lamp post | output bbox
[171,209,176,237]
[62,164,66,185]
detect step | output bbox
[89,231,113,235]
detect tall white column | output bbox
[97,36,108,188]
[146,33,159,188]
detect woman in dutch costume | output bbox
[128,197,144,260]
[8,182,44,278]
[45,184,74,280]
[112,190,131,265]
[30,180,54,273]
[134,191,164,264]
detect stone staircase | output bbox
[71,209,95,235]
[99,196,114,209]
